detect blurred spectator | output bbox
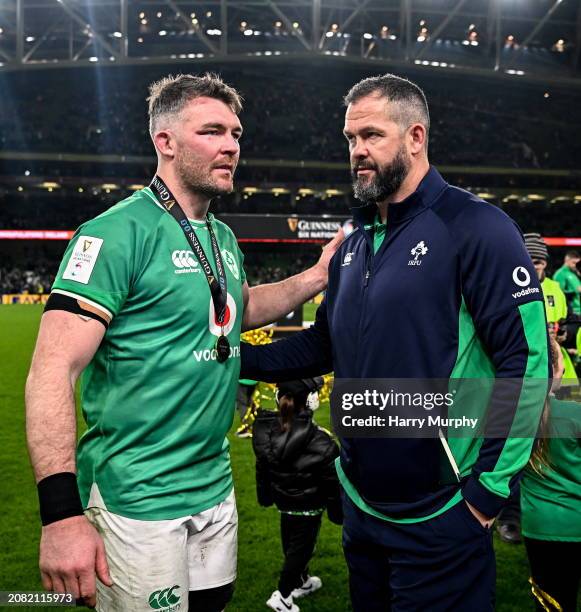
[554,250,581,316]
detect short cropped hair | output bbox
[344,74,430,143]
[147,72,243,136]
[565,250,580,259]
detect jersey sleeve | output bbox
[458,206,550,517]
[51,214,135,319]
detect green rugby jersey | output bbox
[51,187,246,520]
[521,398,581,541]
[553,265,581,314]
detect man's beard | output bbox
[175,149,234,199]
[351,146,411,204]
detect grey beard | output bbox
[352,149,410,204]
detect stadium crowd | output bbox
[1,65,581,168]
[0,264,53,294]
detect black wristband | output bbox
[37,472,84,526]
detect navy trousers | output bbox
[343,495,495,611]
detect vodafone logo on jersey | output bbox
[208,292,237,337]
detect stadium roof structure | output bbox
[1,0,581,87]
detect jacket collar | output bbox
[350,166,447,229]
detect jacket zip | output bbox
[354,241,374,374]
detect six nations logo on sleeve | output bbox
[62,235,104,284]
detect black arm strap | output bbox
[44,292,110,329]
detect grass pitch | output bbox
[0,305,534,611]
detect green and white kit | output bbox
[52,187,246,520]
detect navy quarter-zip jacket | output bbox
[241,167,550,521]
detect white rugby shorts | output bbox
[85,489,238,611]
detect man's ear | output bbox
[408,123,427,155]
[153,129,176,159]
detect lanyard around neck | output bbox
[149,175,228,325]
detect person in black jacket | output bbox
[252,377,342,612]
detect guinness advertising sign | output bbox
[218,214,349,243]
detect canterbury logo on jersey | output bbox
[172,250,201,274]
[148,585,180,611]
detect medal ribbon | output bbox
[149,175,228,327]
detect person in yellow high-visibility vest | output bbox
[525,233,578,390]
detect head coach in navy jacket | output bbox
[241,74,550,611]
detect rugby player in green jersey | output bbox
[25,74,342,612]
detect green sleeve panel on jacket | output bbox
[478,300,549,500]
